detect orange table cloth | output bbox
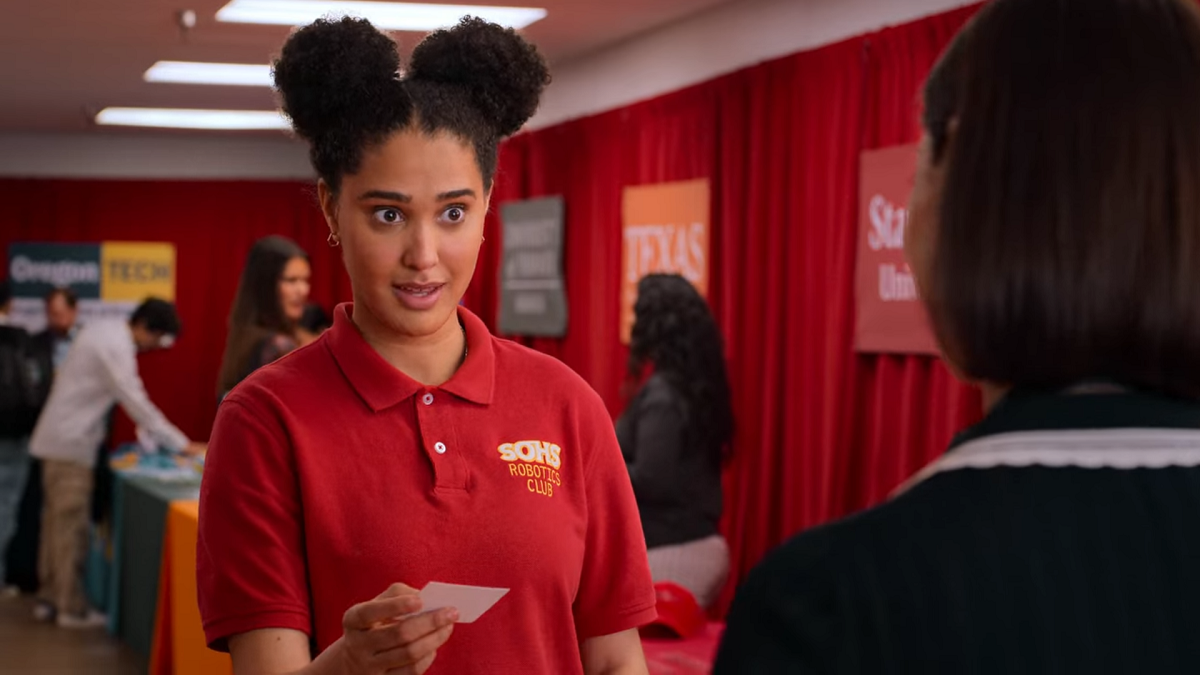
[149,500,232,675]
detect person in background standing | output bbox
[35,287,80,373]
[5,287,81,595]
[30,298,205,628]
[216,236,311,399]
[618,274,734,611]
[0,280,52,598]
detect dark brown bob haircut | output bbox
[921,0,1200,399]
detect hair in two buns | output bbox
[273,16,550,191]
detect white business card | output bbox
[418,582,509,624]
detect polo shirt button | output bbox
[422,393,434,405]
[434,442,447,454]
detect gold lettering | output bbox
[526,478,553,498]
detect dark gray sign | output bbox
[498,196,567,336]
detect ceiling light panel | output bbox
[215,0,548,31]
[95,107,290,130]
[144,61,274,87]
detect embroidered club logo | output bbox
[497,440,563,498]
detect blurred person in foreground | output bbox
[216,235,311,399]
[716,0,1200,672]
[30,298,205,628]
[618,274,733,611]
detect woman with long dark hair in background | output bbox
[216,235,311,399]
[618,273,734,610]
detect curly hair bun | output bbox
[272,16,406,140]
[407,16,551,137]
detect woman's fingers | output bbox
[364,608,458,656]
[374,622,455,669]
[344,593,422,631]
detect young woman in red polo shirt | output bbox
[196,16,657,675]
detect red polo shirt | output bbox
[197,304,656,673]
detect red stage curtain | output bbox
[0,180,348,445]
[465,4,987,613]
[709,37,874,611]
[843,4,983,515]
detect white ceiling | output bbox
[0,0,733,134]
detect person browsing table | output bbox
[30,298,205,628]
[196,16,657,675]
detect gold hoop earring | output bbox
[327,232,340,248]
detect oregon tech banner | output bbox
[6,242,176,333]
[854,144,939,355]
[620,179,710,345]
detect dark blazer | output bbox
[715,388,1200,674]
[0,324,53,438]
[616,373,722,549]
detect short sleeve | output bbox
[197,393,311,651]
[572,396,658,639]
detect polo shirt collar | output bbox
[950,382,1200,451]
[441,305,495,405]
[326,303,495,411]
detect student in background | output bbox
[35,287,80,372]
[716,0,1200,671]
[6,287,81,595]
[30,298,205,628]
[618,273,734,610]
[216,236,311,399]
[0,280,52,597]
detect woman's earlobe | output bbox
[317,178,338,224]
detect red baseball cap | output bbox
[640,581,706,639]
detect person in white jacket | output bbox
[29,297,205,628]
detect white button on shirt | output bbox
[422,393,434,405]
[29,320,189,468]
[434,442,447,454]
